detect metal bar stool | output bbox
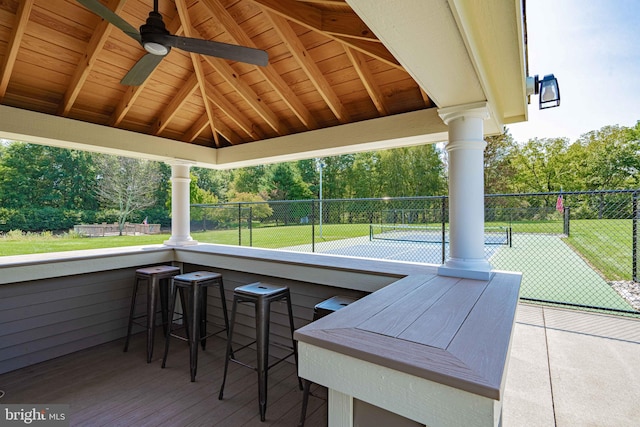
[298,295,357,427]
[161,271,231,382]
[123,265,181,363]
[218,282,302,422]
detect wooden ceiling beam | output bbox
[252,0,402,69]
[333,36,401,69]
[0,0,35,100]
[152,74,199,135]
[199,0,318,130]
[321,11,377,41]
[345,47,388,116]
[58,0,127,116]
[204,80,264,141]
[202,55,284,135]
[266,11,350,123]
[183,113,211,143]
[252,0,374,41]
[176,0,264,143]
[175,0,219,144]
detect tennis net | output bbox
[370,224,511,246]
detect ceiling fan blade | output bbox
[120,53,164,86]
[76,0,141,44]
[161,35,268,67]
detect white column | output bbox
[164,161,198,247]
[438,102,492,280]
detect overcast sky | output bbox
[508,0,640,144]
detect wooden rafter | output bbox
[204,79,264,141]
[152,74,199,135]
[251,0,402,69]
[266,11,350,123]
[345,47,388,116]
[201,55,284,135]
[199,0,319,130]
[175,0,219,144]
[58,0,127,116]
[253,0,374,41]
[0,0,34,100]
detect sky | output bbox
[508,0,640,144]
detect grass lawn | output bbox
[193,223,371,248]
[0,233,169,256]
[564,219,632,281]
[0,223,372,256]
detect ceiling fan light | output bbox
[144,41,169,56]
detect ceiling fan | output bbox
[77,0,269,86]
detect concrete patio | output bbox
[504,304,640,426]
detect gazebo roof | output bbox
[0,0,528,168]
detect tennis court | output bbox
[283,230,635,314]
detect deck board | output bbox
[0,330,322,427]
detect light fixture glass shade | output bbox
[539,74,560,109]
[144,42,169,56]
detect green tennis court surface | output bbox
[284,232,633,313]
[490,233,633,312]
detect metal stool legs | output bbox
[162,271,230,382]
[123,266,180,363]
[218,282,301,422]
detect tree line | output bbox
[0,121,637,232]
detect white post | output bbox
[438,102,492,280]
[164,160,198,247]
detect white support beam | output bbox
[0,105,216,166]
[0,105,447,170]
[215,109,448,169]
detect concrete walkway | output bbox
[503,304,640,426]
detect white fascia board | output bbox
[0,105,217,166]
[0,105,446,170]
[215,109,448,169]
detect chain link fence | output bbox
[191,190,639,317]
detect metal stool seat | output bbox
[161,271,231,382]
[123,265,181,363]
[298,295,358,427]
[218,282,302,422]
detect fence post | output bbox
[633,192,638,282]
[311,200,316,253]
[238,203,242,246]
[564,206,571,236]
[249,206,253,247]
[441,196,446,264]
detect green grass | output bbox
[565,219,632,281]
[0,232,168,256]
[193,223,371,248]
[0,224,372,256]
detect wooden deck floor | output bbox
[0,331,327,426]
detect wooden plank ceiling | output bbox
[0,0,433,149]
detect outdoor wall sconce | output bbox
[526,74,561,109]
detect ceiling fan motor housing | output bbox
[140,11,171,56]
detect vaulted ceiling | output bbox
[0,0,528,169]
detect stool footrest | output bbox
[227,350,296,372]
